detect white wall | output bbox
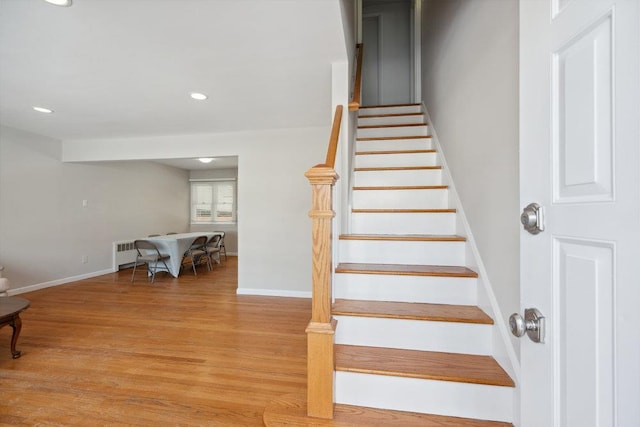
[189,167,238,255]
[340,0,357,59]
[421,1,520,350]
[62,126,328,297]
[0,126,189,291]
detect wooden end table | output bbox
[0,297,30,359]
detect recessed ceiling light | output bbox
[44,0,72,6]
[190,92,208,101]
[33,106,54,114]
[198,158,214,164]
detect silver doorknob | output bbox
[509,308,545,343]
[521,203,544,234]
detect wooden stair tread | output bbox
[339,234,465,242]
[263,393,513,426]
[333,299,493,324]
[356,149,435,155]
[353,185,447,190]
[358,123,427,129]
[360,103,421,108]
[335,345,515,387]
[336,263,478,278]
[352,208,457,213]
[357,135,433,141]
[359,112,424,118]
[355,166,442,171]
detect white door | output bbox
[519,0,640,426]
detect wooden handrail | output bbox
[324,105,343,168]
[304,104,344,419]
[348,43,363,111]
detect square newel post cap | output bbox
[305,165,339,185]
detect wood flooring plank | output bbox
[335,345,515,387]
[332,299,493,324]
[0,257,311,426]
[336,263,478,278]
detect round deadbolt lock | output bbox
[521,210,536,227]
[521,203,544,235]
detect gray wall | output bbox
[0,126,190,290]
[189,167,238,255]
[421,0,520,346]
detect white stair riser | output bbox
[339,239,464,266]
[353,189,448,209]
[350,212,457,235]
[334,274,477,305]
[354,169,442,187]
[357,138,433,151]
[355,153,438,168]
[357,125,429,139]
[335,372,513,422]
[335,316,492,355]
[359,105,422,115]
[358,115,426,127]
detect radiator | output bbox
[113,240,138,270]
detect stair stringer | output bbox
[331,60,354,285]
[422,104,521,418]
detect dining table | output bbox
[144,232,221,277]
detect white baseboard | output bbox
[8,269,114,296]
[236,288,311,299]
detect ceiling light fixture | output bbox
[198,158,214,164]
[190,92,208,101]
[33,106,54,114]
[44,0,72,6]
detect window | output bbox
[190,180,236,224]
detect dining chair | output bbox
[214,231,227,261]
[205,234,222,266]
[131,240,170,284]
[181,235,211,275]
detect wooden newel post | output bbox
[305,164,339,419]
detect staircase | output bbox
[264,104,515,426]
[332,104,514,424]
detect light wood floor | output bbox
[0,257,311,426]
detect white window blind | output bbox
[190,180,236,224]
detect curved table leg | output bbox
[9,315,22,359]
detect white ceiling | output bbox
[0,0,347,142]
[153,156,238,170]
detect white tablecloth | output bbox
[144,232,220,277]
